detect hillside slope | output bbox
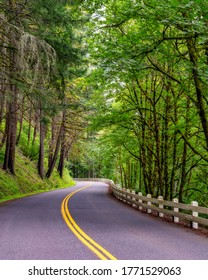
[0,148,74,203]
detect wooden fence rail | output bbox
[110,184,208,229]
[73,178,208,229]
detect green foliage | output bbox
[30,0,85,77]
[80,0,208,205]
[17,123,39,160]
[2,0,208,207]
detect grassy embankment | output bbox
[0,147,75,203]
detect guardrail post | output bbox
[191,201,198,229]
[122,188,126,203]
[118,186,122,201]
[138,192,143,210]
[158,196,164,218]
[115,186,119,200]
[132,190,136,208]
[127,189,131,204]
[173,198,179,223]
[147,194,152,213]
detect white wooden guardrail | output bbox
[74,178,114,185]
[73,178,208,229]
[110,184,208,229]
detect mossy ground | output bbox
[0,148,75,203]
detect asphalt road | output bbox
[0,181,207,260]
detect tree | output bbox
[0,0,86,180]
[83,0,208,205]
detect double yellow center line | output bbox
[61,184,117,260]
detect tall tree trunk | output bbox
[3,87,18,174]
[187,38,208,148]
[0,32,7,126]
[3,107,11,171]
[16,96,25,145]
[179,97,190,202]
[57,109,66,178]
[48,119,56,169]
[3,45,18,174]
[1,102,9,148]
[27,105,32,152]
[32,111,38,146]
[38,105,45,179]
[169,96,178,200]
[0,92,5,124]
[46,119,63,178]
[163,94,171,200]
[152,88,162,196]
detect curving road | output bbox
[0,181,208,260]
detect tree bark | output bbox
[38,105,45,179]
[16,96,25,145]
[163,94,171,200]
[169,96,178,200]
[0,91,5,124]
[57,109,66,178]
[27,105,32,152]
[179,97,190,202]
[48,119,56,168]
[3,44,18,175]
[46,119,63,178]
[187,38,208,148]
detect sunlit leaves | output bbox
[83,0,208,202]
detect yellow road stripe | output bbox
[61,184,117,260]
